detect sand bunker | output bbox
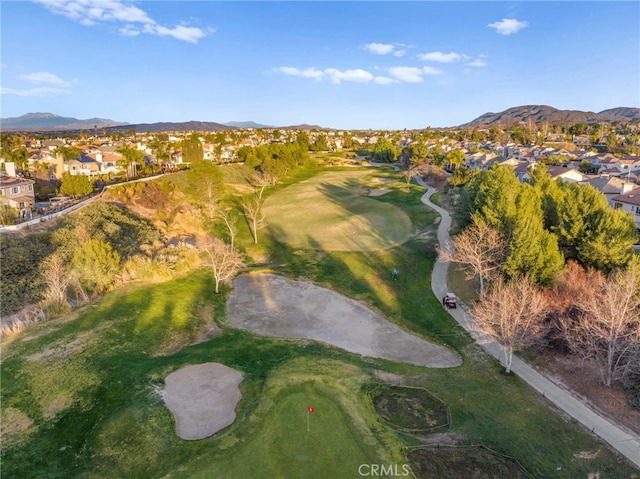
[227,274,461,368]
[161,363,243,440]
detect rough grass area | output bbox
[371,385,449,432]
[407,446,531,479]
[263,170,411,251]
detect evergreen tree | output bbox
[556,183,636,271]
[181,135,204,163]
[470,165,521,234]
[503,184,564,284]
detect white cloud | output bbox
[466,59,487,68]
[388,66,424,83]
[374,76,397,85]
[276,67,372,84]
[275,64,441,85]
[325,68,373,84]
[364,42,395,55]
[488,18,528,35]
[1,86,69,97]
[392,50,406,58]
[422,66,443,75]
[418,51,467,63]
[146,24,207,43]
[276,67,324,80]
[17,71,73,87]
[34,0,209,43]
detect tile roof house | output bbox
[546,166,589,183]
[583,177,637,207]
[0,164,35,218]
[67,155,101,176]
[611,187,640,230]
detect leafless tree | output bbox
[248,171,277,199]
[242,194,266,245]
[217,207,238,251]
[439,215,507,299]
[40,253,76,305]
[202,180,221,220]
[198,235,246,294]
[560,263,640,386]
[401,161,426,187]
[472,276,548,374]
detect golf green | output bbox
[263,170,411,251]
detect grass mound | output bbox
[371,385,449,432]
[263,170,411,251]
[406,446,531,479]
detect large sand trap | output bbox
[161,363,243,440]
[227,274,461,368]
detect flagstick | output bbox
[307,410,310,432]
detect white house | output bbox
[611,187,640,231]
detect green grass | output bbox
[2,165,638,479]
[263,170,412,251]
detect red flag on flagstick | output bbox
[307,406,315,413]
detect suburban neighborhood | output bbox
[3,120,640,231]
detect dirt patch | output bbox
[368,188,391,196]
[227,273,461,368]
[573,449,601,460]
[25,328,103,362]
[537,352,640,436]
[1,407,35,439]
[43,396,73,419]
[160,363,243,440]
[374,370,406,385]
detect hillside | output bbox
[0,112,126,131]
[105,120,234,133]
[460,105,640,128]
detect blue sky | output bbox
[1,1,639,129]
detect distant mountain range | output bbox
[0,113,314,132]
[460,105,640,128]
[2,106,639,133]
[224,121,273,129]
[0,112,127,130]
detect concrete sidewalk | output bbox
[416,177,640,470]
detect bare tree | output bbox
[248,171,277,200]
[242,194,266,245]
[401,161,426,187]
[439,215,507,299]
[40,253,76,305]
[198,236,245,294]
[472,276,548,374]
[560,264,640,386]
[217,207,238,251]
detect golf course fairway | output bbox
[263,170,411,251]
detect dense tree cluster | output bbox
[456,164,636,283]
[452,164,640,402]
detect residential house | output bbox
[546,166,589,183]
[513,162,534,183]
[0,163,35,218]
[583,177,637,207]
[67,155,101,176]
[611,187,640,231]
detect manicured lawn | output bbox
[2,165,638,479]
[263,170,411,251]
